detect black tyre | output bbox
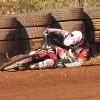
[0,40,20,54]
[0,28,20,65]
[51,8,84,22]
[84,7,100,19]
[0,28,19,54]
[51,21,85,32]
[0,16,17,29]
[19,26,50,39]
[92,19,100,30]
[0,53,9,67]
[85,31,100,43]
[0,29,19,40]
[12,12,52,27]
[19,38,44,53]
[85,19,100,31]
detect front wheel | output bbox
[0,55,33,71]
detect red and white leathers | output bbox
[29,47,58,69]
[47,28,90,67]
[29,28,90,69]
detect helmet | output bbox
[63,31,83,46]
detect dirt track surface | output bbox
[0,65,100,100]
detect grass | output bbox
[88,55,100,65]
[0,0,100,14]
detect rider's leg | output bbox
[29,58,54,69]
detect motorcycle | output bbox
[0,28,55,71]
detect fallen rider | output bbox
[0,28,90,71]
[29,28,90,69]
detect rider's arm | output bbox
[47,28,70,38]
[47,28,62,34]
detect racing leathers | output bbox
[29,28,90,69]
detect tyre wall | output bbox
[84,7,100,54]
[0,7,100,66]
[0,16,19,65]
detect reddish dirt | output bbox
[0,65,100,100]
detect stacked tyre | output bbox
[13,12,52,53]
[0,16,19,66]
[51,8,85,32]
[84,8,100,54]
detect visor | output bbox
[63,34,74,46]
[63,31,82,46]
